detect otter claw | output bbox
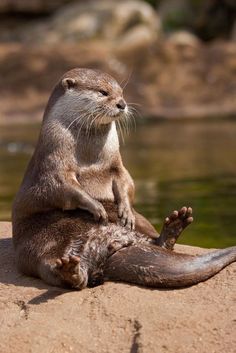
[56,259,63,268]
[118,202,135,230]
[120,215,135,230]
[92,201,108,224]
[101,215,109,225]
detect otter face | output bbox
[59,68,129,128]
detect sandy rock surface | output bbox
[0,222,235,353]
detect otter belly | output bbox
[79,176,115,201]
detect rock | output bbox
[18,0,161,44]
[117,25,158,53]
[1,39,236,123]
[167,30,200,48]
[0,221,235,353]
[101,0,160,39]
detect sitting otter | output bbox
[12,68,236,289]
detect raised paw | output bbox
[118,203,135,230]
[157,206,193,250]
[164,206,193,228]
[55,255,87,289]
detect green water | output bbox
[1,120,236,248]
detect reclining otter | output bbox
[12,68,236,289]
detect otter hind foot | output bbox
[55,255,88,289]
[157,206,193,250]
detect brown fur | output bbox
[13,68,156,235]
[12,68,236,290]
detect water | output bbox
[1,120,236,248]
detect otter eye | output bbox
[99,90,108,96]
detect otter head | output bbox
[47,68,129,130]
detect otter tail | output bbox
[104,245,236,288]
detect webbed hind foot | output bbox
[55,255,88,289]
[156,206,193,250]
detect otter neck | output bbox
[75,121,120,165]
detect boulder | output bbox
[117,24,158,53]
[166,30,200,48]
[19,0,161,44]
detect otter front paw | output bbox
[90,200,108,224]
[118,203,135,230]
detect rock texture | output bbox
[0,0,236,122]
[1,39,236,124]
[0,222,235,353]
[0,0,160,45]
[1,0,235,42]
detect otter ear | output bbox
[62,77,77,90]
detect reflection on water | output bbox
[1,120,236,248]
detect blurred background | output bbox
[0,0,236,247]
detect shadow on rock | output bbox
[0,237,69,305]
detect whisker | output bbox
[116,119,125,144]
[121,70,133,91]
[127,102,142,107]
[128,106,142,120]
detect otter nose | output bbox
[116,99,126,111]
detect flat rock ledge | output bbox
[0,222,235,353]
